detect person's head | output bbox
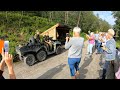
[106,29,115,40]
[101,32,105,37]
[73,27,81,37]
[96,31,99,34]
[46,32,49,36]
[99,32,102,36]
[36,30,39,34]
[90,32,94,36]
[34,34,37,38]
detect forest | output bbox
[0,11,117,61]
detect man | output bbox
[43,32,49,42]
[43,32,53,51]
[34,30,41,43]
[100,29,116,79]
[65,27,84,79]
[96,32,103,54]
[94,31,99,49]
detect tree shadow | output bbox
[78,56,93,79]
[37,63,66,79]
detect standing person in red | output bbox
[65,27,84,79]
[0,48,16,79]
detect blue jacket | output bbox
[104,38,116,61]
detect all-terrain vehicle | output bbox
[16,36,62,66]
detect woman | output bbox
[101,29,116,79]
[96,32,103,54]
[86,32,95,56]
[65,27,84,79]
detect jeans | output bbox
[101,61,110,79]
[87,44,94,54]
[95,40,98,49]
[97,42,103,53]
[103,61,110,70]
[68,58,81,76]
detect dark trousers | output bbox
[102,60,116,79]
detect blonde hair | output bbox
[108,29,115,36]
[73,27,81,33]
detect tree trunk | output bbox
[65,11,69,25]
[19,11,24,28]
[65,11,66,24]
[77,11,81,27]
[6,11,8,28]
[49,11,53,22]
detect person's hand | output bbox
[1,48,16,79]
[66,37,69,42]
[1,48,13,68]
[101,46,107,51]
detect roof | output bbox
[40,23,71,36]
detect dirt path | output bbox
[3,41,107,79]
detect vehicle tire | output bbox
[36,50,47,61]
[55,46,62,55]
[24,54,35,66]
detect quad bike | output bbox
[16,37,62,66]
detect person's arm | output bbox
[0,60,5,78]
[102,42,113,54]
[89,36,94,40]
[86,34,90,40]
[4,54,16,79]
[65,37,72,49]
[0,70,3,77]
[1,48,16,79]
[82,38,85,48]
[0,59,5,71]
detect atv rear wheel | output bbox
[36,50,47,61]
[24,54,35,66]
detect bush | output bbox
[116,40,120,48]
[0,12,56,62]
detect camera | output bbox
[66,33,70,37]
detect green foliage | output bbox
[112,11,120,39]
[116,40,120,48]
[0,11,55,62]
[81,32,87,41]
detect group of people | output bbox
[65,27,118,79]
[0,26,119,79]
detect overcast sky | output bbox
[93,11,116,26]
